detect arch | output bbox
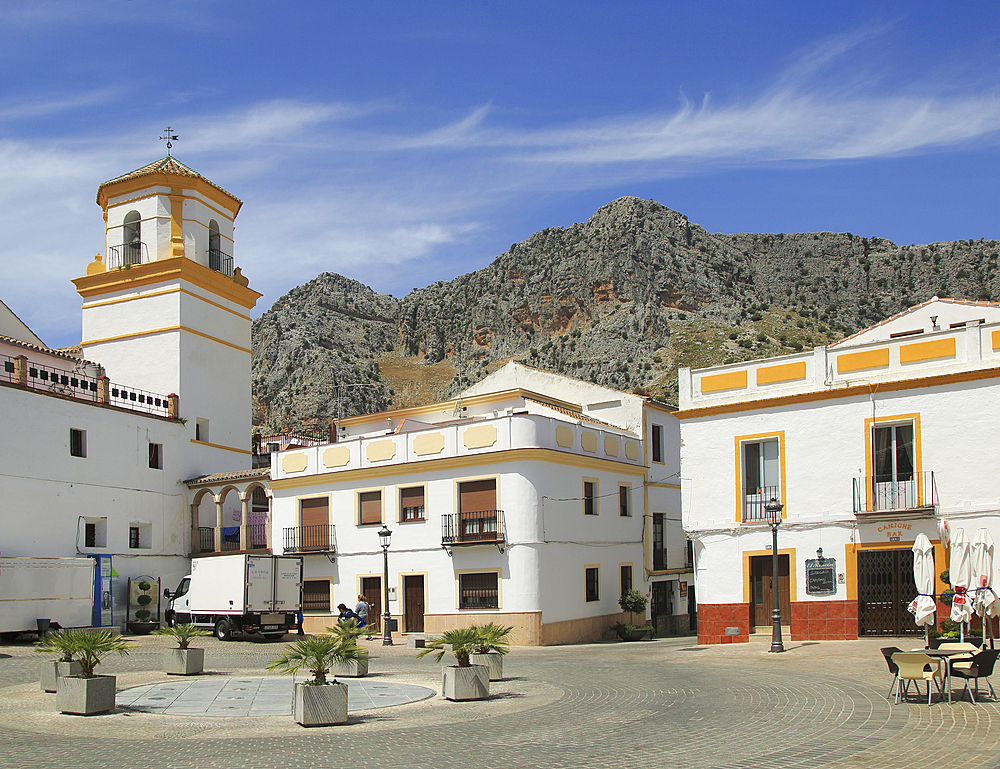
[191,487,216,507]
[208,219,221,253]
[241,481,270,503]
[122,210,142,265]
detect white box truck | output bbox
[164,554,303,640]
[0,557,94,638]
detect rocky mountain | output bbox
[251,197,1000,435]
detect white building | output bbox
[268,362,690,644]
[678,298,1000,644]
[0,157,261,631]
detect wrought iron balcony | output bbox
[209,248,234,277]
[109,242,148,269]
[742,486,782,523]
[197,525,269,554]
[853,471,937,515]
[198,527,214,553]
[441,510,506,553]
[283,525,337,553]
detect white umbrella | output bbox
[950,528,973,636]
[911,534,937,643]
[972,529,1000,641]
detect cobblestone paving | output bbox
[1,635,998,769]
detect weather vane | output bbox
[159,126,179,155]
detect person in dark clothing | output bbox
[336,603,363,626]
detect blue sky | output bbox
[2,1,999,348]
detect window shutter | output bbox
[400,486,424,508]
[300,497,329,528]
[359,491,382,524]
[459,479,496,513]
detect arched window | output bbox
[208,219,221,253]
[207,219,232,275]
[122,211,142,265]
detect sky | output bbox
[2,1,999,349]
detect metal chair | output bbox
[950,648,1000,704]
[892,652,944,705]
[880,646,904,699]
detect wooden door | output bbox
[404,575,425,633]
[750,555,790,630]
[361,576,381,634]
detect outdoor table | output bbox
[917,648,974,704]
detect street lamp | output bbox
[378,524,393,646]
[764,497,785,653]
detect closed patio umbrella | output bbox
[972,529,1000,643]
[911,534,937,645]
[950,528,973,638]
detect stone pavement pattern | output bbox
[1,634,999,769]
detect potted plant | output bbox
[267,634,368,726]
[53,630,134,715]
[612,589,654,641]
[128,580,159,634]
[153,623,212,675]
[418,626,490,701]
[323,619,369,677]
[35,629,83,693]
[470,623,512,681]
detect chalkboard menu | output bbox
[805,558,837,596]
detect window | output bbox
[128,523,151,549]
[741,436,781,520]
[148,442,162,469]
[70,428,87,458]
[195,419,209,443]
[303,580,331,613]
[872,422,916,509]
[652,513,666,570]
[620,565,633,596]
[651,424,663,463]
[585,567,600,602]
[359,490,382,525]
[619,485,632,517]
[123,210,142,264]
[298,497,331,550]
[83,518,106,548]
[583,480,598,515]
[459,572,499,609]
[400,486,425,521]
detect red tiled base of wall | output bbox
[697,603,750,644]
[790,600,858,641]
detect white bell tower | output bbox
[72,156,262,474]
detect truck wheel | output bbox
[214,618,233,641]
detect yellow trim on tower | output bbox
[81,286,253,321]
[98,173,241,217]
[72,256,261,309]
[899,337,956,364]
[82,325,251,354]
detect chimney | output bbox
[328,422,338,443]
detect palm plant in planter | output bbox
[323,619,369,677]
[35,629,82,693]
[418,626,490,701]
[267,634,368,726]
[470,623,512,682]
[52,630,134,715]
[153,624,211,675]
[612,589,654,641]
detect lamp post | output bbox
[378,524,393,646]
[765,497,785,653]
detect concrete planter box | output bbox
[331,657,368,678]
[163,648,204,676]
[442,665,489,701]
[294,681,348,726]
[56,675,117,715]
[470,652,504,681]
[40,660,83,693]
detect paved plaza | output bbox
[2,633,999,769]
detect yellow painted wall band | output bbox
[899,337,956,364]
[189,439,251,455]
[82,286,253,321]
[836,347,889,373]
[83,325,251,354]
[700,369,748,393]
[756,361,806,386]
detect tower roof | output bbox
[96,156,242,213]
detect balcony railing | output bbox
[209,249,234,277]
[198,527,214,553]
[853,472,937,515]
[283,525,337,553]
[441,510,506,546]
[108,242,149,269]
[197,525,270,554]
[742,486,782,523]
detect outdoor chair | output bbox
[938,642,979,670]
[880,646,904,699]
[892,652,944,705]
[949,648,1000,704]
